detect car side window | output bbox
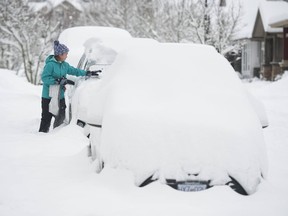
[77,53,87,69]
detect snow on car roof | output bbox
[86,41,268,194]
[58,26,132,67]
[82,37,159,68]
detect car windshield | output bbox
[80,38,125,71]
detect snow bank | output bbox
[86,42,268,194]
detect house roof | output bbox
[257,1,288,33]
[29,0,83,13]
[235,0,288,40]
[48,0,83,12]
[270,13,288,28]
[29,2,48,12]
[251,1,288,39]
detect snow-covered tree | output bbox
[160,0,243,53]
[82,0,153,38]
[0,0,58,84]
[212,1,243,54]
[154,0,192,42]
[0,0,244,83]
[82,0,134,29]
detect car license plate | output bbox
[177,182,207,192]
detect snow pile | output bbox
[58,26,132,67]
[82,37,158,70]
[85,42,268,194]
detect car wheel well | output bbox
[226,175,248,196]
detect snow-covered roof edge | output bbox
[259,1,288,33]
[29,0,84,13]
[48,0,83,12]
[269,12,288,28]
[29,2,48,12]
[234,0,288,40]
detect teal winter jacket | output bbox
[41,55,86,99]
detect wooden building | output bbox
[240,0,288,80]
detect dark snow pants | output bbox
[39,97,66,133]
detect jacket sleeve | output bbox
[41,63,56,85]
[67,64,87,77]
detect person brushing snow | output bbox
[39,40,93,133]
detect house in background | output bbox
[29,0,85,31]
[239,0,288,80]
[270,12,288,73]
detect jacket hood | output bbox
[45,55,58,64]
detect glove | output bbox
[66,79,75,85]
[86,70,102,77]
[59,77,68,85]
[55,77,75,85]
[55,78,61,84]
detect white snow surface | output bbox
[58,26,132,67]
[1,68,288,215]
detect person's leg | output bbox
[53,98,66,128]
[39,98,52,133]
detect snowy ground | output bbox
[0,69,288,216]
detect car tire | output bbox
[226,176,248,195]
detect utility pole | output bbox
[204,0,210,44]
[220,0,226,7]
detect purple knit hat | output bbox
[54,40,69,56]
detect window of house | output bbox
[243,45,247,71]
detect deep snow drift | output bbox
[0,69,288,216]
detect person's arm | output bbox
[67,64,87,77]
[42,63,57,85]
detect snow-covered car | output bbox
[73,40,268,195]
